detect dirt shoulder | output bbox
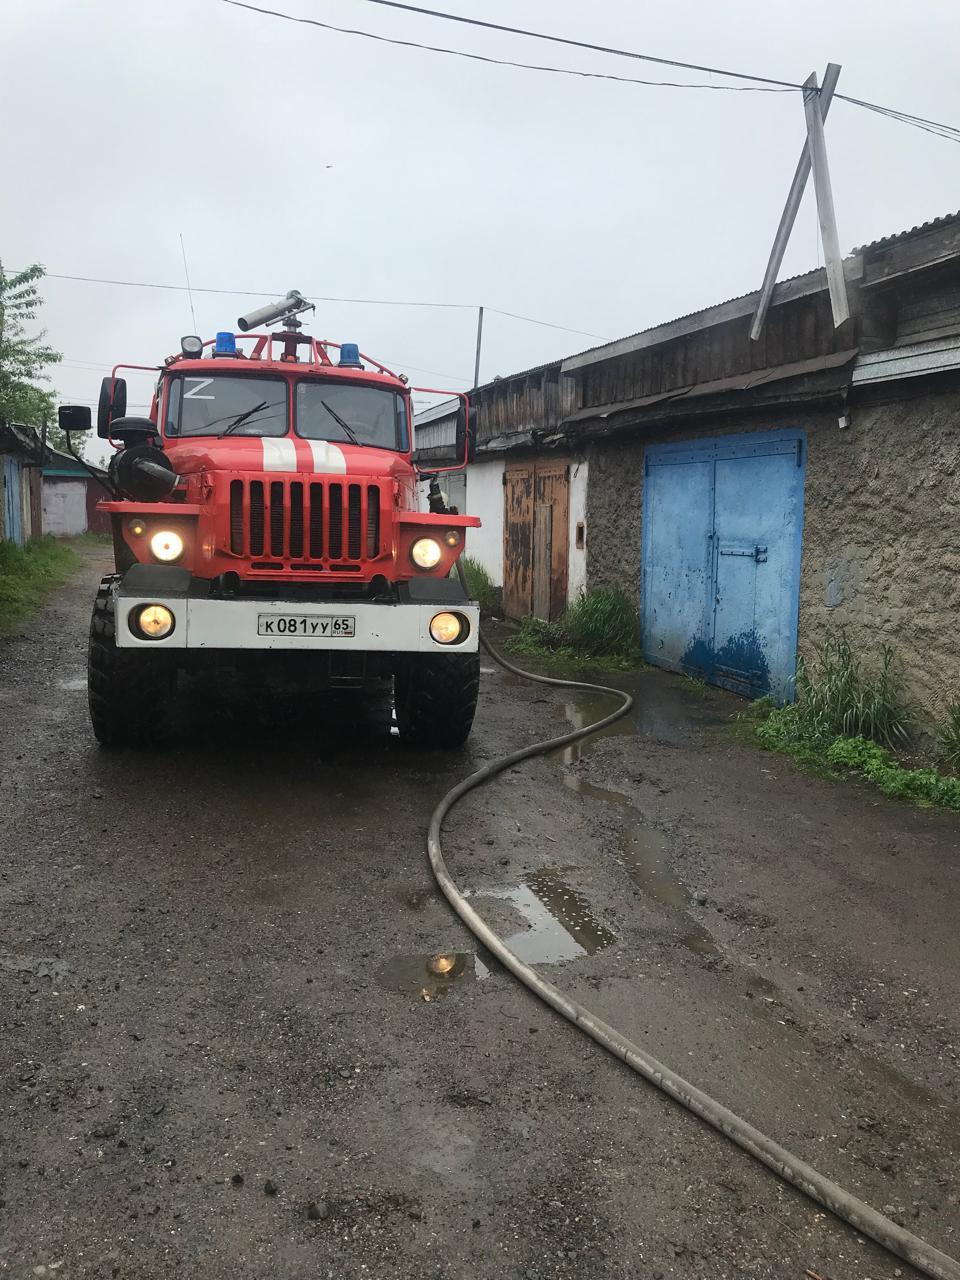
[0,554,958,1279]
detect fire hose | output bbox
[428,571,960,1280]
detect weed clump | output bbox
[826,736,960,810]
[756,632,959,811]
[460,556,498,616]
[509,588,641,668]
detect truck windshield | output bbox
[296,382,408,451]
[165,375,288,437]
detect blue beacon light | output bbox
[338,343,362,369]
[214,331,237,355]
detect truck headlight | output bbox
[134,604,175,639]
[150,530,184,562]
[411,537,442,569]
[429,611,468,645]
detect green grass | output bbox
[0,536,80,633]
[64,531,112,548]
[507,588,643,669]
[754,633,960,810]
[937,701,960,774]
[826,736,960,810]
[460,556,499,615]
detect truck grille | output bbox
[229,479,382,569]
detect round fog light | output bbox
[429,611,466,645]
[135,604,174,640]
[411,537,442,569]
[443,530,460,548]
[150,529,184,562]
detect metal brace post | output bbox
[803,72,850,327]
[749,63,841,341]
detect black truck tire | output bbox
[393,651,480,748]
[88,576,177,747]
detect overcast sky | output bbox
[4,0,960,464]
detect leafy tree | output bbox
[0,262,63,445]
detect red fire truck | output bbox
[57,292,481,748]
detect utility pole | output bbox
[750,63,842,341]
[473,305,484,389]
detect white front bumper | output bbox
[114,592,479,653]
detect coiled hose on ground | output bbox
[428,586,960,1280]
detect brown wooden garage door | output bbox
[502,458,569,621]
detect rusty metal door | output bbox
[533,460,569,620]
[502,464,534,618]
[503,459,569,621]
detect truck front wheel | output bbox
[393,652,480,748]
[88,576,177,747]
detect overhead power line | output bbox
[42,271,469,309]
[220,0,797,93]
[346,0,801,88]
[222,0,960,142]
[37,271,607,340]
[835,94,960,144]
[349,0,960,140]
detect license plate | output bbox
[257,614,356,638]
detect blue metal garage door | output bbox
[641,429,805,702]
[3,455,25,546]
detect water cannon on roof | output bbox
[237,290,314,333]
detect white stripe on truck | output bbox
[261,438,298,471]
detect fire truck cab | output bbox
[58,292,481,749]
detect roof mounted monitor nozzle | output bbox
[236,290,315,333]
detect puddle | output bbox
[558,671,732,765]
[473,867,616,964]
[57,676,86,692]
[562,757,720,958]
[376,951,489,1001]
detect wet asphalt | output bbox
[1,545,959,1279]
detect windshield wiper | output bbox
[217,401,271,437]
[319,399,361,447]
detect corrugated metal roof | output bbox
[852,335,960,385]
[852,211,960,255]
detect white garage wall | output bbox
[465,459,505,586]
[568,458,588,601]
[43,478,87,536]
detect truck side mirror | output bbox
[455,402,477,465]
[98,376,128,438]
[58,404,92,433]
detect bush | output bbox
[459,556,498,615]
[937,701,960,774]
[0,536,79,632]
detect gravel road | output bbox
[1,545,958,1280]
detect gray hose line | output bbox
[427,598,960,1280]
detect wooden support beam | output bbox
[803,72,850,327]
[750,63,841,342]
